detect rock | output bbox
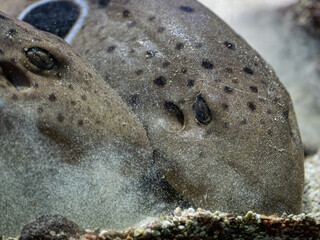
[20,214,81,240]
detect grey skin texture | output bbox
[0,11,151,171]
[3,0,304,215]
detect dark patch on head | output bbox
[175,42,185,50]
[164,101,184,126]
[224,86,233,93]
[148,16,156,21]
[181,68,187,74]
[127,21,136,28]
[224,41,234,50]
[154,76,166,87]
[129,94,139,105]
[162,61,170,68]
[243,67,254,75]
[8,29,17,36]
[250,86,258,92]
[22,1,80,38]
[146,50,157,58]
[37,107,43,113]
[49,93,57,101]
[107,45,116,53]
[0,61,30,90]
[248,102,256,111]
[222,103,229,110]
[81,95,86,101]
[240,118,247,125]
[195,42,203,48]
[187,79,195,88]
[180,6,193,12]
[123,10,130,18]
[135,69,143,76]
[25,47,57,70]
[98,0,110,8]
[57,113,64,122]
[226,68,233,73]
[202,59,213,70]
[157,27,165,33]
[78,120,83,126]
[193,95,212,125]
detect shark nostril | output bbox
[193,94,212,125]
[0,61,30,90]
[163,101,184,131]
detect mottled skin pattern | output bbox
[0,11,152,174]
[1,0,305,215]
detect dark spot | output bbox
[25,47,57,70]
[240,118,247,125]
[0,49,4,55]
[202,59,213,70]
[70,100,76,105]
[162,61,170,68]
[129,94,139,105]
[243,67,254,75]
[78,120,83,126]
[223,122,229,128]
[127,20,136,28]
[12,94,18,100]
[250,86,258,92]
[224,86,233,93]
[57,113,64,122]
[0,14,6,20]
[88,73,93,78]
[81,95,86,101]
[175,42,184,50]
[260,119,265,125]
[33,82,39,88]
[214,79,221,83]
[154,76,166,87]
[98,0,110,8]
[107,45,116,53]
[226,68,233,73]
[195,42,203,48]
[49,93,56,101]
[0,84,5,88]
[146,50,157,58]
[164,101,184,126]
[148,16,156,21]
[283,110,289,119]
[267,129,273,136]
[37,107,43,113]
[22,1,80,38]
[8,29,16,36]
[68,84,73,90]
[135,69,143,75]
[273,97,280,104]
[0,61,30,90]
[181,68,187,74]
[187,79,195,87]
[267,109,272,114]
[248,102,256,111]
[157,27,165,33]
[180,6,193,12]
[123,10,130,18]
[222,103,229,110]
[224,41,234,50]
[193,95,212,125]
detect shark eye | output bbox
[193,95,212,125]
[25,47,58,70]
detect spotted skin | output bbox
[2,0,304,215]
[0,11,152,174]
